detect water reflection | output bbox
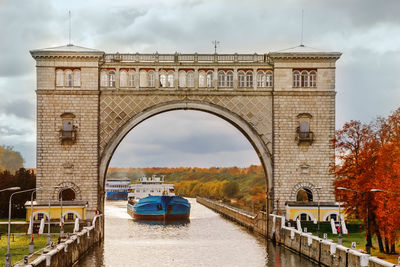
[75,199,317,267]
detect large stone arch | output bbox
[99,100,273,198]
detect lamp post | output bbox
[337,191,342,245]
[337,187,379,254]
[315,186,322,238]
[0,187,20,193]
[28,188,41,254]
[5,188,36,267]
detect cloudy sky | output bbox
[0,0,399,168]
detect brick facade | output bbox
[31,45,341,218]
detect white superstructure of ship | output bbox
[128,175,175,202]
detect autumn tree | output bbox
[0,146,24,172]
[333,108,400,254]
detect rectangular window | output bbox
[37,213,44,220]
[67,213,74,220]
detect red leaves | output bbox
[333,108,400,243]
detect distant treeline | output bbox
[107,165,267,212]
[0,168,36,218]
[0,146,24,173]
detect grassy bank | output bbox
[0,234,59,267]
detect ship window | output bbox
[157,204,162,210]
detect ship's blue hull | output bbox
[106,191,128,200]
[127,196,190,221]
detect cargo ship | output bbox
[127,195,190,221]
[126,175,190,221]
[105,178,130,200]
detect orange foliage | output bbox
[333,108,400,251]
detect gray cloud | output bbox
[1,0,399,168]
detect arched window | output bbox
[59,188,76,201]
[100,71,108,87]
[65,70,73,87]
[109,71,116,87]
[257,71,265,87]
[218,71,225,88]
[293,71,300,87]
[187,71,194,88]
[199,72,205,87]
[226,71,233,88]
[167,73,174,88]
[297,213,312,221]
[148,71,155,87]
[301,71,308,87]
[309,71,317,87]
[120,71,128,87]
[296,188,313,202]
[160,74,167,88]
[179,71,186,88]
[238,72,245,88]
[266,71,273,87]
[246,71,253,87]
[128,71,135,87]
[325,213,338,222]
[140,71,147,87]
[56,70,64,86]
[206,72,213,88]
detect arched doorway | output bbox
[59,188,76,201]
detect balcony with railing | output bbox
[104,53,267,64]
[296,131,314,144]
[59,128,77,144]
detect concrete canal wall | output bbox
[15,215,103,267]
[197,197,397,267]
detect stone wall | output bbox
[197,197,397,267]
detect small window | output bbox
[326,214,338,222]
[309,71,317,87]
[148,71,155,87]
[299,213,312,221]
[246,72,253,87]
[63,120,73,131]
[56,70,64,86]
[179,71,186,88]
[73,70,80,87]
[167,73,174,88]
[293,71,300,87]
[109,71,116,87]
[187,72,194,88]
[238,72,245,88]
[266,71,273,87]
[257,72,265,87]
[128,72,135,87]
[67,213,74,221]
[301,71,308,87]
[160,74,167,88]
[37,213,44,220]
[218,71,225,88]
[140,71,147,87]
[100,71,108,87]
[199,72,205,87]
[120,71,128,87]
[65,70,73,87]
[226,72,233,88]
[300,121,309,133]
[206,72,213,88]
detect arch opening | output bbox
[99,101,273,211]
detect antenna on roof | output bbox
[68,10,72,46]
[212,40,220,54]
[300,9,304,47]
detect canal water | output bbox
[75,199,317,267]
